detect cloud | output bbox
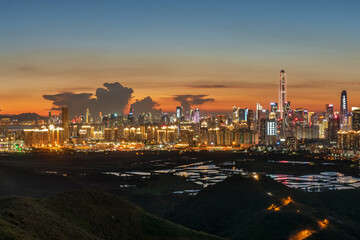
[43,92,95,117]
[95,82,133,115]
[130,96,162,117]
[186,82,278,89]
[187,84,230,88]
[43,82,133,117]
[173,94,215,113]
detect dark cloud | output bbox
[187,82,278,89]
[187,84,230,88]
[43,92,95,117]
[173,94,215,113]
[130,96,162,117]
[95,82,133,115]
[43,82,133,118]
[290,80,360,89]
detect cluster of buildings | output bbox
[1,70,359,155]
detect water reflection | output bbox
[269,172,360,192]
[97,159,360,193]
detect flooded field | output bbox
[99,158,360,193]
[2,151,359,195]
[270,172,360,192]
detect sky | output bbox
[0,0,360,116]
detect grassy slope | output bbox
[0,191,224,240]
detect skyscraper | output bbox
[325,104,334,120]
[176,106,182,119]
[85,108,90,123]
[328,114,340,142]
[270,102,278,113]
[279,70,287,120]
[62,107,69,141]
[232,106,239,122]
[340,90,348,125]
[255,103,262,121]
[352,107,360,131]
[267,112,277,145]
[239,109,246,121]
[128,106,133,123]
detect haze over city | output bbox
[1,0,360,115]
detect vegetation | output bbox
[167,174,360,240]
[0,191,223,240]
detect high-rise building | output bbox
[176,106,182,119]
[325,104,334,120]
[328,115,340,142]
[62,107,69,140]
[199,121,209,144]
[85,108,90,123]
[232,106,239,122]
[239,109,246,121]
[352,107,360,131]
[194,108,200,123]
[279,70,287,120]
[48,110,52,124]
[259,118,266,145]
[128,107,133,123]
[337,130,359,150]
[270,102,278,113]
[256,103,262,121]
[267,118,277,136]
[340,90,348,125]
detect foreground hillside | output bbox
[0,191,223,240]
[0,163,84,197]
[167,174,360,240]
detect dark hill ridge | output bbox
[0,191,224,240]
[167,174,359,240]
[0,113,46,121]
[0,163,84,197]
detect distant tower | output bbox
[340,90,348,125]
[279,70,287,120]
[62,107,69,141]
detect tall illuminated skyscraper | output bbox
[340,90,348,125]
[279,70,287,120]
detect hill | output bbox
[167,174,359,240]
[0,191,224,240]
[0,113,46,121]
[0,162,84,197]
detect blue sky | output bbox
[0,0,359,114]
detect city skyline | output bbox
[1,1,360,115]
[2,2,360,239]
